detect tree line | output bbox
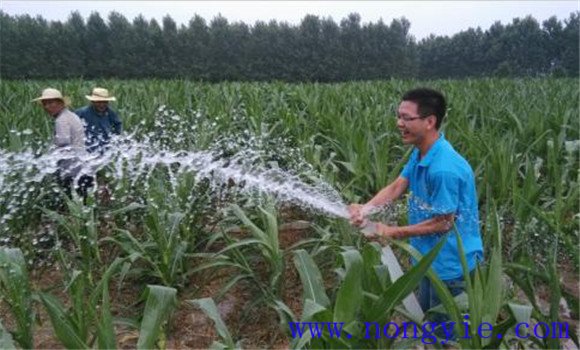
[1,10,578,81]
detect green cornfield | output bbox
[0,78,578,349]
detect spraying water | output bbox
[1,106,481,320]
[0,106,352,237]
[0,132,425,319]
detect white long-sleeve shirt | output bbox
[53,108,85,154]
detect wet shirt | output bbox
[75,105,122,153]
[400,133,483,280]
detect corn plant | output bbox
[0,78,578,348]
[2,79,579,255]
[188,297,242,349]
[136,285,177,350]
[105,209,189,287]
[37,198,139,348]
[505,242,579,349]
[0,247,34,349]
[283,237,444,349]
[190,201,296,348]
[194,202,285,305]
[38,257,128,349]
[42,196,102,285]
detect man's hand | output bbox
[347,204,366,227]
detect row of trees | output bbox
[1,10,578,80]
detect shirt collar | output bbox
[418,132,446,167]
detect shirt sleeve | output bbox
[400,150,417,179]
[428,171,461,215]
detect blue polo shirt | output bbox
[75,106,122,153]
[400,133,483,280]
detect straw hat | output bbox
[85,87,116,102]
[32,88,71,105]
[32,88,65,102]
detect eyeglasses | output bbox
[396,114,426,122]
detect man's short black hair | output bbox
[402,88,447,129]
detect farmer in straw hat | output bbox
[32,88,93,200]
[75,87,122,154]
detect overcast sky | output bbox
[2,1,578,40]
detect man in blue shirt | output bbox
[76,87,122,154]
[349,88,483,318]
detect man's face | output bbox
[396,101,430,145]
[41,99,64,116]
[92,101,109,113]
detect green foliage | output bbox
[505,245,580,349]
[1,11,578,80]
[39,257,127,349]
[194,202,286,306]
[0,248,34,349]
[137,285,177,350]
[0,78,577,348]
[288,238,444,349]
